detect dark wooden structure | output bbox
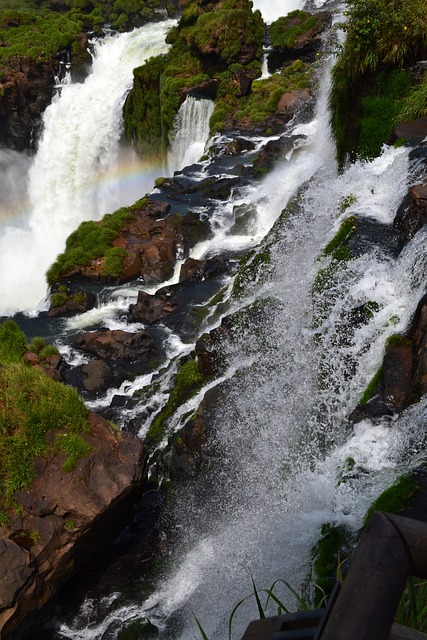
[241,512,427,640]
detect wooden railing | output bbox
[241,512,427,640]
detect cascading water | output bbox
[167,96,215,175]
[0,20,175,317]
[2,2,427,639]
[47,8,426,640]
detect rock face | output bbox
[0,412,147,639]
[351,172,427,423]
[0,57,55,150]
[68,329,163,396]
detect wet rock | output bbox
[224,137,256,156]
[181,78,219,100]
[252,134,305,173]
[351,295,427,423]
[394,117,427,144]
[0,57,56,150]
[74,329,159,362]
[129,289,178,325]
[47,289,97,318]
[80,359,115,394]
[347,217,405,259]
[232,67,254,97]
[394,183,427,243]
[0,413,147,639]
[179,256,228,282]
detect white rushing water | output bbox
[53,22,426,640]
[2,4,425,640]
[0,20,176,316]
[168,96,215,174]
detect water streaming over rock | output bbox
[167,96,215,174]
[44,14,427,640]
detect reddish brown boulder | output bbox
[74,329,158,362]
[0,413,147,639]
[394,183,427,242]
[129,289,178,325]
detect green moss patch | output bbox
[46,201,141,284]
[364,475,420,524]
[145,358,204,446]
[323,216,357,257]
[0,8,82,64]
[211,59,311,133]
[359,366,384,405]
[270,10,319,51]
[0,320,91,503]
[312,523,350,605]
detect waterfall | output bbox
[49,15,427,638]
[0,20,175,317]
[3,3,427,639]
[167,96,215,175]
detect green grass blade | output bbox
[193,612,209,640]
[228,594,255,640]
[252,578,266,619]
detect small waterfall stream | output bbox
[167,96,215,175]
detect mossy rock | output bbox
[270,10,322,52]
[312,523,351,606]
[46,201,143,284]
[145,357,205,447]
[364,475,420,525]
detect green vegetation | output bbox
[312,523,350,605]
[210,59,311,132]
[101,247,127,278]
[0,9,82,64]
[232,248,272,299]
[46,202,139,284]
[185,2,264,67]
[386,334,413,348]
[396,578,427,633]
[330,0,427,166]
[146,358,204,446]
[124,0,265,156]
[64,518,75,531]
[0,319,27,364]
[117,618,158,640]
[0,320,90,504]
[270,10,318,50]
[323,216,357,257]
[359,366,383,405]
[364,475,420,524]
[57,432,93,471]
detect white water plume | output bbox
[0,20,175,316]
[167,96,214,174]
[252,0,305,23]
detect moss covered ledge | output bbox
[0,319,148,638]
